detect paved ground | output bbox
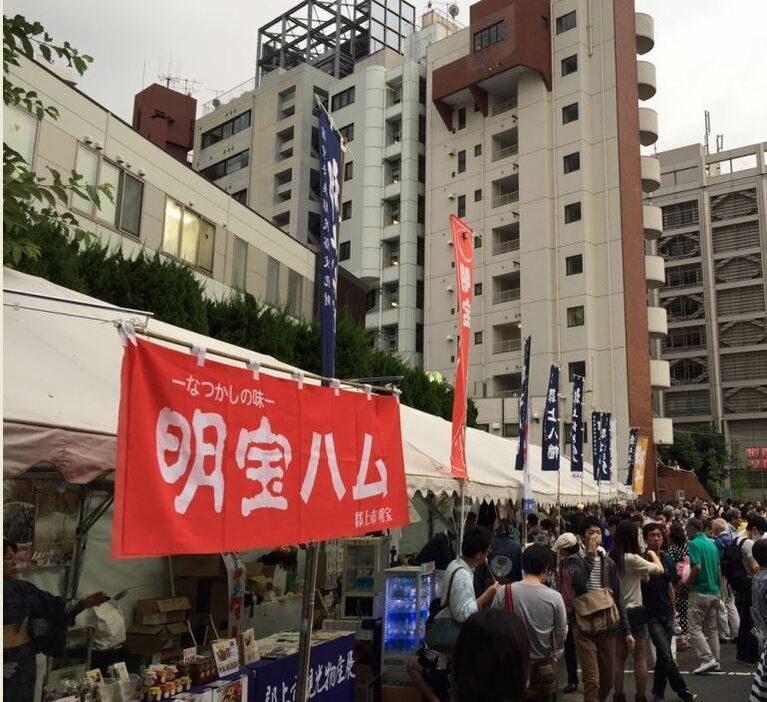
[558,639,755,701]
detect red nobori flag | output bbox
[112,339,409,557]
[449,214,474,480]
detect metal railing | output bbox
[492,288,520,304]
[494,389,521,398]
[492,144,518,161]
[202,77,257,115]
[493,239,519,255]
[493,339,521,354]
[492,191,519,208]
[492,97,518,116]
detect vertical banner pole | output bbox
[297,104,342,702]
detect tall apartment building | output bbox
[5,57,316,315]
[424,0,670,491]
[193,1,459,365]
[648,141,767,481]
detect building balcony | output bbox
[639,107,659,146]
[646,255,666,289]
[652,417,674,445]
[383,181,401,201]
[643,204,663,241]
[641,155,661,193]
[491,173,520,209]
[647,306,668,338]
[491,96,518,117]
[650,359,671,389]
[492,288,521,304]
[637,61,657,101]
[635,13,655,55]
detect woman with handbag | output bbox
[491,544,567,702]
[610,520,665,702]
[668,522,692,651]
[426,527,500,657]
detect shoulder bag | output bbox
[425,566,469,655]
[573,556,620,637]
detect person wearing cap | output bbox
[554,533,580,694]
[685,518,722,675]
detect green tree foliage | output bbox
[3,14,109,265]
[728,440,748,500]
[14,226,478,425]
[661,423,729,494]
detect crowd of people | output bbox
[408,498,767,702]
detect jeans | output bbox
[736,589,760,663]
[687,591,721,665]
[564,626,578,685]
[574,628,615,702]
[647,616,691,700]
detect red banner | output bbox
[449,214,474,480]
[112,340,409,557]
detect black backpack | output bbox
[721,537,751,593]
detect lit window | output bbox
[162,199,215,272]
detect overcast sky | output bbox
[7,0,766,153]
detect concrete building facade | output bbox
[648,141,767,489]
[193,6,458,365]
[5,58,316,316]
[424,0,669,491]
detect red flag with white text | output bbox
[111,339,409,557]
[449,214,474,480]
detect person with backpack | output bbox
[641,522,698,702]
[492,545,568,702]
[565,516,632,702]
[732,515,766,665]
[712,517,740,643]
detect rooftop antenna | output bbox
[157,72,202,96]
[704,110,711,154]
[716,134,724,153]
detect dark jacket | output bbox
[564,551,630,635]
[473,534,523,595]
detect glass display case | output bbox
[383,563,435,662]
[340,536,389,618]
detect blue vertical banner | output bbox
[318,107,342,377]
[515,336,531,472]
[599,412,612,485]
[591,412,602,483]
[541,365,560,471]
[626,427,639,487]
[570,375,584,477]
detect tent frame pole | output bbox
[296,541,319,702]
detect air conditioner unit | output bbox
[490,422,501,431]
[448,193,457,200]
[446,334,455,342]
[446,284,455,292]
[448,148,456,156]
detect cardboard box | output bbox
[126,619,188,655]
[173,555,226,578]
[135,597,191,618]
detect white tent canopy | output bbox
[4,269,623,505]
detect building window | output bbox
[72,145,144,238]
[416,323,424,354]
[564,202,582,223]
[474,20,505,51]
[385,198,400,225]
[232,236,247,290]
[561,54,578,76]
[417,236,424,266]
[200,110,251,149]
[567,305,585,327]
[341,200,352,220]
[474,189,482,202]
[475,332,483,345]
[566,254,583,275]
[287,269,303,317]
[161,199,215,272]
[563,152,580,173]
[418,115,426,143]
[556,11,577,34]
[457,194,466,218]
[4,104,38,165]
[339,241,351,261]
[457,150,466,173]
[339,123,354,142]
[474,235,482,249]
[417,280,424,309]
[562,103,579,124]
[418,155,426,183]
[232,189,247,204]
[266,256,280,305]
[200,149,250,181]
[344,161,353,181]
[568,361,586,381]
[474,282,483,296]
[417,196,425,225]
[457,107,466,130]
[474,143,482,157]
[331,86,355,111]
[419,77,426,105]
